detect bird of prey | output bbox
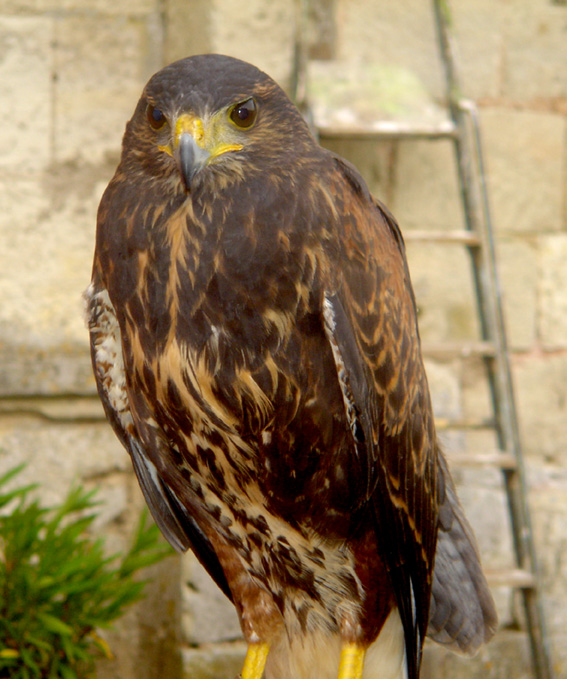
[85,54,497,679]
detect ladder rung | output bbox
[422,340,496,359]
[485,568,536,589]
[317,120,457,140]
[435,417,495,430]
[446,451,517,470]
[404,230,481,246]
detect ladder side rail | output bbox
[431,1,502,377]
[432,1,512,465]
[461,100,538,566]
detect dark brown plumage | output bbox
[85,54,496,679]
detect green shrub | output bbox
[0,465,174,679]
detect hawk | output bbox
[85,54,496,679]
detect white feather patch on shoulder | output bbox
[322,293,360,446]
[84,283,133,434]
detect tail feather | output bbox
[427,453,498,655]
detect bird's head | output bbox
[122,54,314,194]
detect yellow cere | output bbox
[157,113,204,158]
[174,113,205,147]
[158,111,243,162]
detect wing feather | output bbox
[323,156,440,678]
[84,280,233,600]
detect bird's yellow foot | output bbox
[337,642,366,679]
[241,641,270,679]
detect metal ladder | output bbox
[292,1,554,677]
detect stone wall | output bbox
[0,0,565,678]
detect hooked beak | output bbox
[175,132,210,191]
[166,112,243,191]
[172,114,210,191]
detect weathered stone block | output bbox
[96,557,183,679]
[480,108,565,233]
[0,182,96,346]
[497,237,538,350]
[454,469,513,570]
[0,414,128,506]
[422,630,533,679]
[0,345,95,397]
[209,0,295,89]
[511,353,567,465]
[182,642,246,679]
[0,16,53,173]
[0,175,50,238]
[538,234,567,348]
[404,242,480,343]
[461,359,494,425]
[501,1,567,100]
[53,15,152,163]
[451,0,504,100]
[321,138,394,202]
[524,463,567,673]
[336,0,443,100]
[2,0,158,14]
[528,464,567,633]
[393,140,464,232]
[164,0,211,64]
[3,158,96,376]
[423,359,462,420]
[182,553,241,646]
[0,162,111,394]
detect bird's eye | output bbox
[146,104,167,130]
[229,98,257,129]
